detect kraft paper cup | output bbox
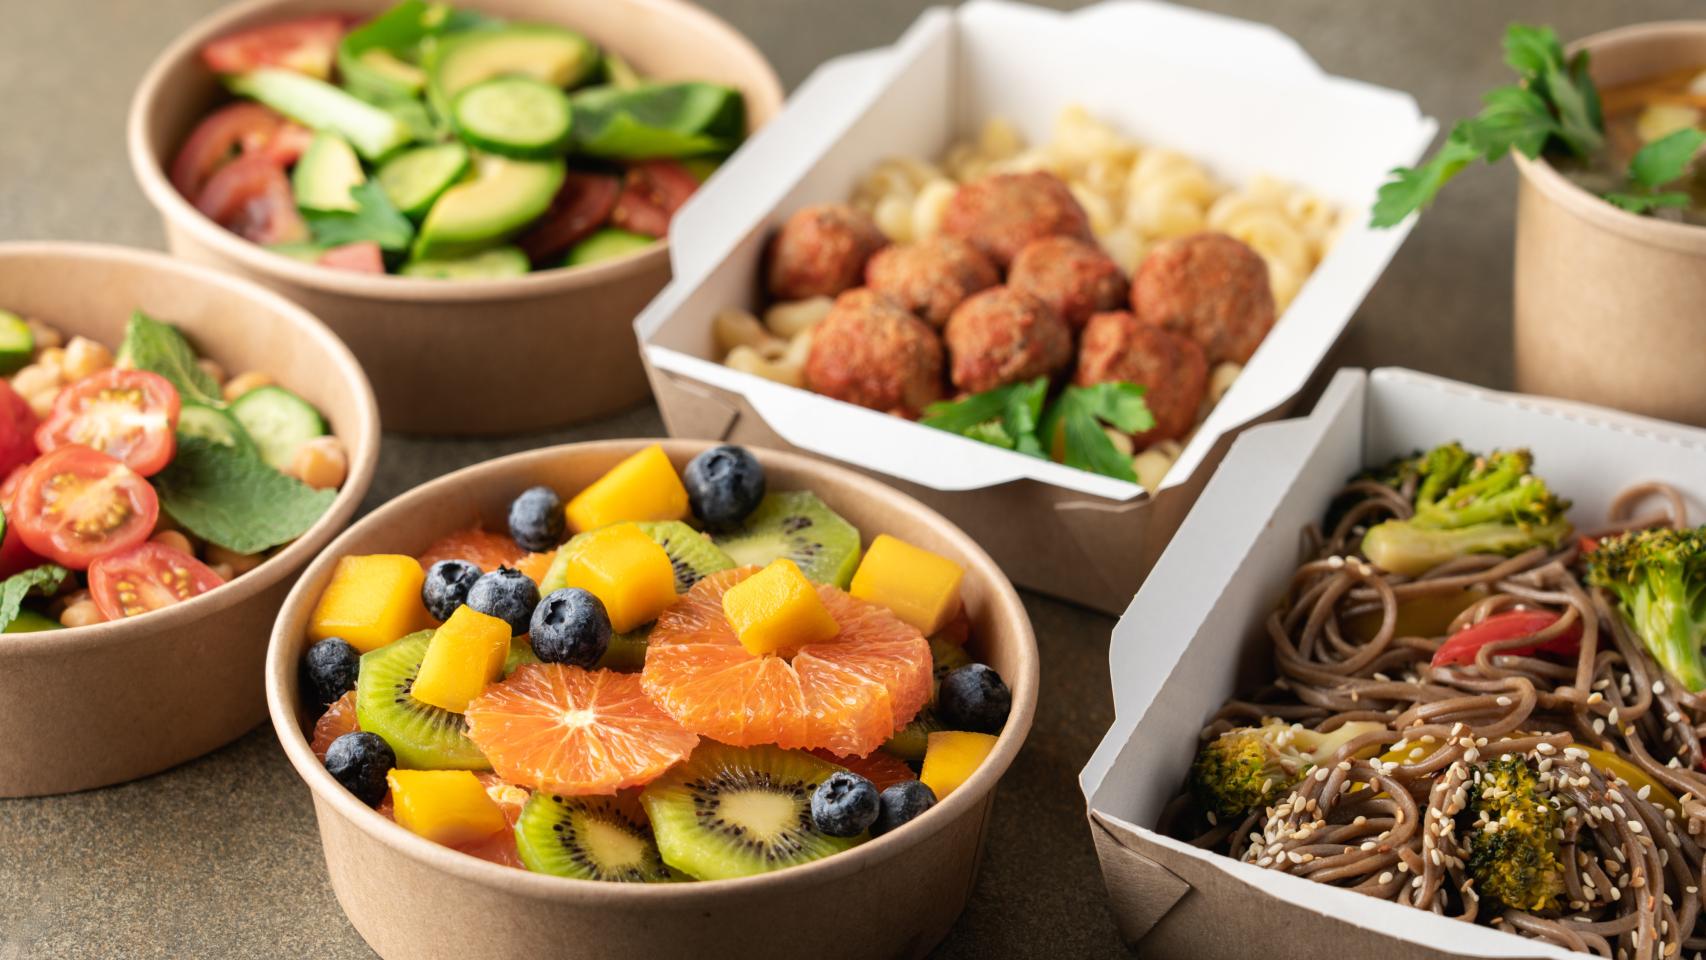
[267,439,1038,960]
[1513,22,1706,427]
[0,242,379,797]
[129,0,784,436]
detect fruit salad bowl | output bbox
[267,439,1037,960]
[128,0,784,435]
[0,242,379,797]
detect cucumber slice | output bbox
[5,609,63,633]
[0,310,35,374]
[401,246,531,279]
[230,386,326,471]
[378,143,471,218]
[450,76,574,159]
[178,402,259,458]
[293,131,366,213]
[564,228,653,267]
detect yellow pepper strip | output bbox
[1371,739,1681,817]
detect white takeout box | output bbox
[1080,367,1706,959]
[635,0,1436,613]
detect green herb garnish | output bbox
[152,436,337,554]
[1604,128,1706,213]
[921,379,1154,484]
[920,377,1048,457]
[305,181,415,253]
[0,564,69,634]
[118,311,223,408]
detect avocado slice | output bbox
[414,152,565,260]
[425,24,599,115]
[564,228,654,267]
[229,68,413,161]
[402,246,532,279]
[293,131,366,213]
[357,48,427,95]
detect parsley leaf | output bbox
[305,181,414,253]
[153,436,337,554]
[118,311,224,408]
[920,378,1049,457]
[0,564,68,633]
[1371,129,1481,227]
[1603,191,1694,214]
[1629,128,1706,190]
[1041,383,1155,483]
[1468,87,1557,159]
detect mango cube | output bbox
[309,555,430,652]
[386,769,507,847]
[565,444,689,533]
[848,535,965,634]
[722,559,840,658]
[920,730,998,800]
[558,523,678,632]
[411,606,512,713]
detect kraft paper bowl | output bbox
[0,242,379,797]
[266,439,1038,960]
[1513,21,1706,426]
[128,0,784,436]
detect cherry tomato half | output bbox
[200,15,346,79]
[610,160,699,239]
[89,542,225,621]
[317,242,386,274]
[13,446,160,570]
[517,172,622,263]
[37,368,180,476]
[170,102,288,198]
[0,468,44,580]
[0,380,39,481]
[195,153,310,246]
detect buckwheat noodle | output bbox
[1165,479,1706,959]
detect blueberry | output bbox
[466,566,540,635]
[301,637,360,708]
[683,445,766,532]
[871,780,937,837]
[422,559,483,622]
[324,731,395,808]
[936,663,1011,734]
[508,486,566,553]
[530,588,612,667]
[810,770,880,838]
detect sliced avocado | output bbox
[602,51,644,90]
[414,153,564,260]
[266,242,326,262]
[425,24,599,115]
[358,48,427,94]
[564,228,654,267]
[292,131,366,213]
[402,246,532,279]
[229,68,413,161]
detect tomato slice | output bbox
[0,470,43,580]
[195,154,310,246]
[36,369,180,476]
[0,380,39,481]
[89,542,225,620]
[259,122,315,168]
[170,102,289,197]
[13,446,160,570]
[610,161,699,239]
[317,242,386,274]
[1430,609,1583,668]
[200,15,346,79]
[517,172,622,263]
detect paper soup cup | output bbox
[129,0,784,435]
[0,242,378,797]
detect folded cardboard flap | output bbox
[1088,811,1191,943]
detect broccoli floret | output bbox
[1189,720,1385,819]
[1588,526,1706,692]
[1359,445,1573,576]
[1461,755,1564,912]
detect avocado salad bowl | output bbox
[0,242,378,797]
[267,439,1037,960]
[129,0,784,435]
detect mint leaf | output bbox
[0,564,68,633]
[118,311,223,407]
[1629,128,1706,191]
[1371,130,1482,227]
[153,435,336,554]
[1603,191,1693,214]
[306,181,414,252]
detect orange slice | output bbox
[642,568,932,756]
[811,748,918,792]
[465,663,699,795]
[418,526,553,584]
[455,773,530,869]
[311,690,359,760]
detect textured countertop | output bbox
[1,1,1698,957]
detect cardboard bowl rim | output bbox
[267,438,1039,902]
[0,240,381,658]
[126,0,785,304]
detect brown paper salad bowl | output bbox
[0,242,378,797]
[128,0,784,436]
[266,439,1037,960]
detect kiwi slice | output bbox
[713,492,862,587]
[641,742,862,880]
[505,638,539,676]
[355,631,491,770]
[597,625,651,672]
[635,520,734,592]
[884,708,945,762]
[930,634,971,686]
[515,792,674,882]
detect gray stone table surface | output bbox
[1,0,1697,957]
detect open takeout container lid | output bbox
[1078,367,1706,958]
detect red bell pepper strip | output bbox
[1431,609,1583,667]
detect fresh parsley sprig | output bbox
[1604,128,1706,214]
[920,379,1155,484]
[305,181,415,253]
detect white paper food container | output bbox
[635,0,1436,612]
[1079,367,1706,959]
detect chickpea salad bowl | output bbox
[0,242,378,797]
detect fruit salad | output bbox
[300,444,1014,881]
[0,306,345,630]
[173,0,747,278]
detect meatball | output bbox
[766,203,888,301]
[1076,311,1207,447]
[943,287,1072,394]
[804,289,944,418]
[1130,232,1274,366]
[940,171,1093,269]
[1007,236,1129,331]
[865,236,1000,327]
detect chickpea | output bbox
[223,371,273,402]
[13,362,61,398]
[287,436,347,491]
[196,358,227,386]
[26,318,64,351]
[209,562,236,582]
[206,543,264,576]
[60,599,105,628]
[62,336,114,381]
[151,529,194,556]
